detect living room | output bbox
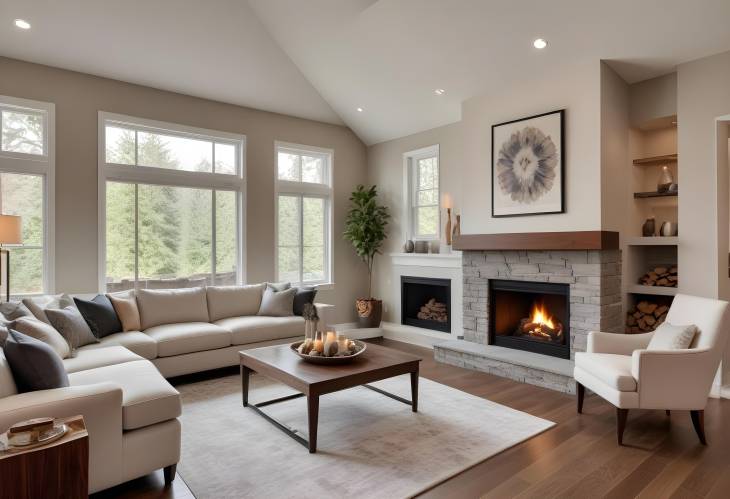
[1,1,730,498]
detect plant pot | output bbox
[356,298,383,328]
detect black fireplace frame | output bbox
[401,276,451,333]
[488,279,571,359]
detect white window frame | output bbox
[274,141,333,288]
[0,95,55,296]
[403,144,440,241]
[97,111,246,292]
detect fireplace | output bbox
[488,279,570,359]
[401,276,451,333]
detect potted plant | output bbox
[344,184,390,328]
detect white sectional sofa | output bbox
[0,284,334,494]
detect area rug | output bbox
[176,373,554,499]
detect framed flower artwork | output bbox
[491,109,564,217]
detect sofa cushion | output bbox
[22,294,75,324]
[107,290,141,332]
[215,315,304,345]
[144,322,231,357]
[10,317,71,359]
[137,288,209,330]
[206,284,265,321]
[69,360,181,430]
[74,295,123,339]
[77,332,157,360]
[293,286,317,316]
[0,301,33,321]
[46,306,100,352]
[4,330,70,393]
[0,348,18,398]
[574,352,637,392]
[257,285,297,317]
[63,345,144,374]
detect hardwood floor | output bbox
[93,338,730,498]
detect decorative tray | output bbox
[291,339,367,365]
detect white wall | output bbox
[459,58,602,234]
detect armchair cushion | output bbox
[587,331,653,355]
[574,352,636,391]
[647,322,697,350]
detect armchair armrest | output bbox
[315,302,336,329]
[631,348,719,409]
[587,331,653,355]
[0,383,124,492]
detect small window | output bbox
[275,142,332,285]
[405,145,440,240]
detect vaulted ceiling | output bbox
[2,0,730,144]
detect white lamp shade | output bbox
[0,215,22,245]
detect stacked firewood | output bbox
[417,298,448,322]
[626,301,669,333]
[638,265,678,287]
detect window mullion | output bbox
[134,183,139,289]
[299,195,304,284]
[211,190,217,285]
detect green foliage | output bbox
[343,185,389,298]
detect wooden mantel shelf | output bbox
[452,231,619,251]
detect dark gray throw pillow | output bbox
[45,307,99,353]
[4,329,70,393]
[293,286,317,316]
[74,295,123,339]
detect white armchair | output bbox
[573,294,729,445]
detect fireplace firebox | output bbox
[488,279,570,359]
[401,276,451,333]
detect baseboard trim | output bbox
[380,321,454,349]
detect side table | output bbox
[0,415,89,499]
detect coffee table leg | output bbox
[411,368,419,412]
[241,365,252,407]
[307,394,319,453]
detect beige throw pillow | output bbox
[257,285,296,317]
[107,291,141,332]
[10,317,71,359]
[45,306,99,354]
[647,322,698,350]
[22,294,75,325]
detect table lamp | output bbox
[0,214,22,301]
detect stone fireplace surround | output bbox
[434,231,623,393]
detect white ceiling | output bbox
[2,1,730,145]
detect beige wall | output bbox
[676,50,730,299]
[0,56,368,323]
[629,73,677,127]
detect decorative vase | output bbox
[355,298,383,328]
[642,217,656,237]
[445,208,452,246]
[452,214,461,240]
[657,166,674,193]
[404,240,415,253]
[660,221,678,236]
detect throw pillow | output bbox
[3,329,70,393]
[0,301,33,321]
[22,294,75,325]
[74,295,123,339]
[257,285,297,317]
[107,290,141,332]
[268,281,291,292]
[10,317,70,359]
[647,322,698,350]
[293,286,317,316]
[45,306,99,354]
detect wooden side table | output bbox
[0,415,89,499]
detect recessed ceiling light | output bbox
[533,38,547,49]
[14,19,31,30]
[434,88,446,96]
[357,107,363,112]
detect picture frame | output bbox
[491,109,565,217]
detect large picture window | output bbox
[0,96,54,296]
[99,113,244,291]
[404,145,440,240]
[275,142,332,286]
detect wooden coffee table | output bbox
[239,342,421,453]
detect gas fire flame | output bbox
[530,302,556,330]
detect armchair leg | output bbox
[163,464,177,485]
[576,382,585,414]
[690,410,707,445]
[616,408,629,445]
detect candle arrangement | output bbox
[293,330,366,364]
